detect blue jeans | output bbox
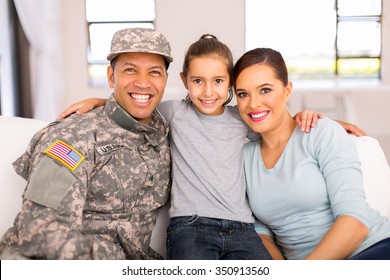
[166,215,272,260]
[349,238,390,260]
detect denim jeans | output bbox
[166,215,272,260]
[349,238,390,260]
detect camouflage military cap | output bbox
[107,28,173,63]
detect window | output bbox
[245,0,382,80]
[86,0,155,86]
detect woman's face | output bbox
[235,63,292,134]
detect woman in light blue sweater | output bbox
[233,47,390,260]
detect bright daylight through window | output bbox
[86,0,155,86]
[246,0,382,80]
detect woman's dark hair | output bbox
[182,34,234,104]
[233,48,288,87]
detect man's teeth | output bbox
[250,112,267,119]
[131,94,150,103]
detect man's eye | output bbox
[150,70,161,76]
[215,79,223,84]
[125,68,135,73]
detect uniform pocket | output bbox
[24,156,76,209]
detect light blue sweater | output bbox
[244,118,390,259]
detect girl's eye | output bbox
[193,79,202,84]
[260,88,271,94]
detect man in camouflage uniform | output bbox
[0,28,172,259]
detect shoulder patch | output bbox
[45,140,84,171]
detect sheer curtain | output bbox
[13,0,64,121]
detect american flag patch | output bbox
[45,140,84,171]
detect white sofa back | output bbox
[350,135,390,218]
[1,116,390,258]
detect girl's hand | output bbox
[294,110,324,133]
[335,120,367,137]
[56,98,107,120]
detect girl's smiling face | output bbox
[181,55,230,116]
[235,63,292,134]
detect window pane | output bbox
[287,57,335,79]
[88,22,154,63]
[86,0,155,22]
[246,0,336,79]
[88,22,154,86]
[337,0,381,16]
[337,58,380,78]
[337,21,381,57]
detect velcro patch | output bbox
[45,140,84,171]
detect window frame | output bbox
[85,0,156,87]
[335,0,382,78]
[245,0,383,80]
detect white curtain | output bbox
[13,0,64,121]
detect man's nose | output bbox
[133,73,150,88]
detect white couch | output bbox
[1,116,390,259]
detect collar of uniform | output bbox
[103,94,169,146]
[104,93,152,132]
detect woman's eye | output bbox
[261,88,271,94]
[236,92,248,98]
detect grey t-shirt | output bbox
[157,100,255,223]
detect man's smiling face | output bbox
[108,52,168,125]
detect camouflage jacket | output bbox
[0,94,171,259]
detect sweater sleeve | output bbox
[254,218,273,236]
[307,118,369,226]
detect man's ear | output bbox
[180,72,188,89]
[107,66,114,88]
